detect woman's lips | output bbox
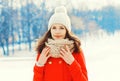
[54,35,62,38]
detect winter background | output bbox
[0,0,120,81]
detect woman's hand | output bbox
[59,45,75,65]
[37,47,51,66]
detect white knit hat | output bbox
[48,6,71,32]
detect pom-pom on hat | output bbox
[48,6,71,32]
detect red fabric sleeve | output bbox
[68,50,88,81]
[33,54,44,81]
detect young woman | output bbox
[33,6,88,81]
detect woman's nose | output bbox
[55,29,60,33]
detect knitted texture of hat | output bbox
[45,38,74,58]
[48,6,71,32]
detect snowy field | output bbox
[0,31,120,81]
[0,57,35,81]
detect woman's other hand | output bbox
[37,47,51,66]
[60,45,74,65]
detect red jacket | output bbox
[33,51,88,81]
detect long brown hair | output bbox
[35,29,81,53]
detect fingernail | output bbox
[60,48,64,50]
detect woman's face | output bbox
[50,23,67,40]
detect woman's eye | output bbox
[52,26,56,29]
[60,27,65,29]
[51,26,65,30]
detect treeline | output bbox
[0,1,120,56]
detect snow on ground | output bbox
[0,57,35,81]
[0,31,120,81]
[81,31,120,81]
